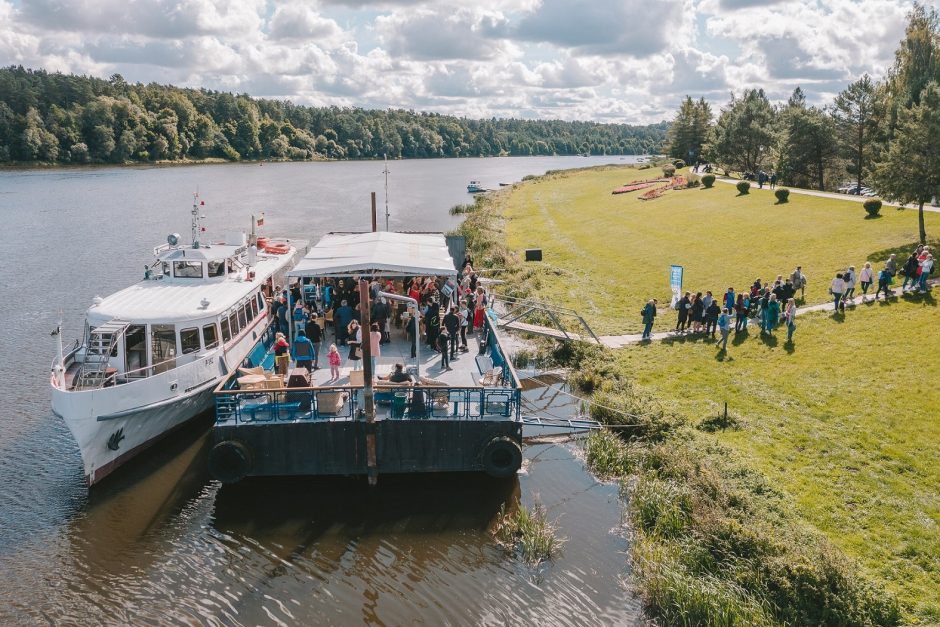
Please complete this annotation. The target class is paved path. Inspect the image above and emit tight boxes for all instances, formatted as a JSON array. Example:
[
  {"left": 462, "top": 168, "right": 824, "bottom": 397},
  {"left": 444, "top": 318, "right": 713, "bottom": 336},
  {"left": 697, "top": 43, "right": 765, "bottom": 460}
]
[
  {"left": 596, "top": 279, "right": 937, "bottom": 349},
  {"left": 714, "top": 177, "right": 940, "bottom": 214}
]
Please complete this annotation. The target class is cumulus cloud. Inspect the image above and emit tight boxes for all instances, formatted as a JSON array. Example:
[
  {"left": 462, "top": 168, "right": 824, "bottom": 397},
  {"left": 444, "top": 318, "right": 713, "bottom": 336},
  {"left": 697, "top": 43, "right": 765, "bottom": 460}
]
[{"left": 376, "top": 7, "right": 511, "bottom": 60}]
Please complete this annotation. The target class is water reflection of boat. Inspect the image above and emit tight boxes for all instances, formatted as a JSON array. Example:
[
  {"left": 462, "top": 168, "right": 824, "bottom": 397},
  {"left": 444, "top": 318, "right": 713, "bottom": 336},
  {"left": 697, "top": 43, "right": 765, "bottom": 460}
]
[
  {"left": 50, "top": 195, "right": 303, "bottom": 486},
  {"left": 467, "top": 180, "right": 486, "bottom": 193}
]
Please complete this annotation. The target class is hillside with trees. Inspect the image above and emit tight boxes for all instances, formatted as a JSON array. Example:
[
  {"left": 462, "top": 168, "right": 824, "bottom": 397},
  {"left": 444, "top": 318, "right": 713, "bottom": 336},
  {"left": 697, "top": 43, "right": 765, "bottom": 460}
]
[{"left": 0, "top": 66, "right": 667, "bottom": 165}]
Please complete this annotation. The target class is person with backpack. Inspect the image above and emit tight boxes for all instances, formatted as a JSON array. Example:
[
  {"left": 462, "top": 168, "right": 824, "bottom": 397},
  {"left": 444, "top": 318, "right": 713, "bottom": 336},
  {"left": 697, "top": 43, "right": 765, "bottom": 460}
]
[
  {"left": 830, "top": 272, "right": 846, "bottom": 312},
  {"left": 765, "top": 294, "right": 781, "bottom": 334},
  {"left": 875, "top": 266, "right": 893, "bottom": 300},
  {"left": 291, "top": 329, "right": 316, "bottom": 373},
  {"left": 843, "top": 266, "right": 857, "bottom": 304},
  {"left": 641, "top": 299, "right": 657, "bottom": 340},
  {"left": 790, "top": 267, "right": 807, "bottom": 300},
  {"left": 918, "top": 254, "right": 934, "bottom": 293}
]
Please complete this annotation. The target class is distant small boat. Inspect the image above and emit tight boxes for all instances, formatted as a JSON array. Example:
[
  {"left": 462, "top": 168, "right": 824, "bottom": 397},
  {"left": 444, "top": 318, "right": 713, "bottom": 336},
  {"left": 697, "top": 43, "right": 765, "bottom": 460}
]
[
  {"left": 498, "top": 182, "right": 510, "bottom": 187},
  {"left": 467, "top": 180, "right": 486, "bottom": 193}
]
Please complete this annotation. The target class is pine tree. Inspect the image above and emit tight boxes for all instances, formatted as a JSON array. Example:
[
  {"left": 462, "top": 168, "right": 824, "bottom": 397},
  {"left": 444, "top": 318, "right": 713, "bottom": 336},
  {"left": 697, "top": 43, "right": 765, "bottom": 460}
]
[{"left": 833, "top": 75, "right": 878, "bottom": 192}]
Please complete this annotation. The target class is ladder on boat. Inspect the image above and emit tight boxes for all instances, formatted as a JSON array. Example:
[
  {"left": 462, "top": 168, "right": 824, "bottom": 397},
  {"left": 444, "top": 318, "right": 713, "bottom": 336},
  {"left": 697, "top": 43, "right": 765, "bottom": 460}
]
[
  {"left": 77, "top": 318, "right": 130, "bottom": 388},
  {"left": 521, "top": 415, "right": 601, "bottom": 436},
  {"left": 490, "top": 294, "right": 600, "bottom": 344}
]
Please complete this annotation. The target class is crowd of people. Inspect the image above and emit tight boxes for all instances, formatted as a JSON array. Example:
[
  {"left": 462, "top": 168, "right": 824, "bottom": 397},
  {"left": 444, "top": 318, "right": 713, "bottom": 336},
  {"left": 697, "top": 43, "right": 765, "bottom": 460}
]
[
  {"left": 640, "top": 245, "right": 933, "bottom": 350},
  {"left": 265, "top": 253, "right": 490, "bottom": 378}
]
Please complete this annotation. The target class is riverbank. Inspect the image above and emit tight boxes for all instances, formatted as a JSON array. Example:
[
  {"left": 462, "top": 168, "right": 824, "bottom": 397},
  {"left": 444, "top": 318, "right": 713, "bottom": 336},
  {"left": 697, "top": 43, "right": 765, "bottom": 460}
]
[{"left": 460, "top": 164, "right": 937, "bottom": 624}]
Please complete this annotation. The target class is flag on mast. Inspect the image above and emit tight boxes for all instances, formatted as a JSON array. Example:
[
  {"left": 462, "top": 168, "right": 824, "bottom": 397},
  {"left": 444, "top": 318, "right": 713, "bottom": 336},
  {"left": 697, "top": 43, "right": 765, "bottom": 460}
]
[{"left": 256, "top": 213, "right": 265, "bottom": 227}]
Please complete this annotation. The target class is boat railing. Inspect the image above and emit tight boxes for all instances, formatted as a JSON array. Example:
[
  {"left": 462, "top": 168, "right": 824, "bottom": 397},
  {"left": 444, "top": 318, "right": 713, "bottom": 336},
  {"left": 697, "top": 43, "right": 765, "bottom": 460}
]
[
  {"left": 214, "top": 382, "right": 521, "bottom": 425},
  {"left": 75, "top": 355, "right": 182, "bottom": 390}
]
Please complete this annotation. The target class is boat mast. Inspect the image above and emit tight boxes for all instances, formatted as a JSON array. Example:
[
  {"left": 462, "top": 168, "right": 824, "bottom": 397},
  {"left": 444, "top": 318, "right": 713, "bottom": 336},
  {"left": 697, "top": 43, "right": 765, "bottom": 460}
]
[
  {"left": 191, "top": 191, "right": 204, "bottom": 248},
  {"left": 383, "top": 154, "right": 390, "bottom": 231}
]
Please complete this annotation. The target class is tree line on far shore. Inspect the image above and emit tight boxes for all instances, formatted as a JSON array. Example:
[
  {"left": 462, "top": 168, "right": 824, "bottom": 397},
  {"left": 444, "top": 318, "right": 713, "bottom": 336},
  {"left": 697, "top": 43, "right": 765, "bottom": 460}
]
[
  {"left": 667, "top": 3, "right": 940, "bottom": 244},
  {"left": 0, "top": 66, "right": 666, "bottom": 166}
]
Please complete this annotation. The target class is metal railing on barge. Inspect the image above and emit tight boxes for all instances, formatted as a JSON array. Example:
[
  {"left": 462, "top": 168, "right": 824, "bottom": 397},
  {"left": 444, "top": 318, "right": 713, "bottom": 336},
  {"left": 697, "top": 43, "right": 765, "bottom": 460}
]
[{"left": 212, "top": 313, "right": 522, "bottom": 426}]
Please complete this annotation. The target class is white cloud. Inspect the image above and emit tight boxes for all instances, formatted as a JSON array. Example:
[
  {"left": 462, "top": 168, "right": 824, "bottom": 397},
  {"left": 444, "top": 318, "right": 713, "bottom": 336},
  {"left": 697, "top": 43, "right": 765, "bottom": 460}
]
[{"left": 0, "top": 0, "right": 918, "bottom": 124}]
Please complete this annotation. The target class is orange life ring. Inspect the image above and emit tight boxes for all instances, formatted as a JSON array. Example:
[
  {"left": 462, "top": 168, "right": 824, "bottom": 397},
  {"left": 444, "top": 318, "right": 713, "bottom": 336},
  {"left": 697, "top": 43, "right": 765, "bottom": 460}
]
[{"left": 264, "top": 242, "right": 290, "bottom": 254}]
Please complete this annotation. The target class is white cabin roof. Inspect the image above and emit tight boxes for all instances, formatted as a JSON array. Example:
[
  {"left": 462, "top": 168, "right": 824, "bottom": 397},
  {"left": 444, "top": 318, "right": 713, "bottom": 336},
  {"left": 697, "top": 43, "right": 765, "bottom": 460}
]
[
  {"left": 288, "top": 231, "right": 457, "bottom": 278},
  {"left": 86, "top": 250, "right": 293, "bottom": 326},
  {"left": 157, "top": 244, "right": 243, "bottom": 262}
]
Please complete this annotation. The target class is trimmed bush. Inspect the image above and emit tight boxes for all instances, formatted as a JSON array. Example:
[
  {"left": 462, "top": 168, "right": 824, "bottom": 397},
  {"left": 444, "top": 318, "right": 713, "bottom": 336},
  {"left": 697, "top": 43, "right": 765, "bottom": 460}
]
[
  {"left": 864, "top": 198, "right": 883, "bottom": 217},
  {"left": 701, "top": 174, "right": 716, "bottom": 188},
  {"left": 662, "top": 164, "right": 676, "bottom": 177},
  {"left": 673, "top": 159, "right": 686, "bottom": 169},
  {"left": 775, "top": 188, "right": 790, "bottom": 203},
  {"left": 736, "top": 181, "right": 751, "bottom": 195}
]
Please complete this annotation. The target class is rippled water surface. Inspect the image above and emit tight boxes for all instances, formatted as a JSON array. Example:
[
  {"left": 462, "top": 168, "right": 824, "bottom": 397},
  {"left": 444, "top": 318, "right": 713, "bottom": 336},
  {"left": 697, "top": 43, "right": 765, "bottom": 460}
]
[{"left": 0, "top": 156, "right": 642, "bottom": 625}]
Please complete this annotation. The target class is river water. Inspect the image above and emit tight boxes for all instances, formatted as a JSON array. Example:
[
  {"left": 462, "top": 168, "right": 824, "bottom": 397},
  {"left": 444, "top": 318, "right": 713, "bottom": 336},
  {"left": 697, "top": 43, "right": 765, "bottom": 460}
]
[{"left": 0, "top": 156, "right": 643, "bottom": 625}]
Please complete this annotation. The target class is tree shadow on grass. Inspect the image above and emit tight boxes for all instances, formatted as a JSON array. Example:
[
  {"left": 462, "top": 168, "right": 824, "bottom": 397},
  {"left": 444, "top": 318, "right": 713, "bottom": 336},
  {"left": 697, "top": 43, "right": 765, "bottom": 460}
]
[{"left": 867, "top": 239, "right": 940, "bottom": 265}]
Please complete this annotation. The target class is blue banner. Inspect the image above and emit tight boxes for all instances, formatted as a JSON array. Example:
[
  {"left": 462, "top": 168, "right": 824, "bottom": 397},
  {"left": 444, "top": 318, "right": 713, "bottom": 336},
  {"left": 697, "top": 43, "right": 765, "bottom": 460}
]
[{"left": 669, "top": 265, "right": 683, "bottom": 306}]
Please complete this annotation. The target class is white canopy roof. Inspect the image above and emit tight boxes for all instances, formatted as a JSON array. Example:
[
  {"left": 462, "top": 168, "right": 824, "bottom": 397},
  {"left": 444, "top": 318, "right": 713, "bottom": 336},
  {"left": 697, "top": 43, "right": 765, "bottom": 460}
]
[{"left": 288, "top": 231, "right": 457, "bottom": 278}]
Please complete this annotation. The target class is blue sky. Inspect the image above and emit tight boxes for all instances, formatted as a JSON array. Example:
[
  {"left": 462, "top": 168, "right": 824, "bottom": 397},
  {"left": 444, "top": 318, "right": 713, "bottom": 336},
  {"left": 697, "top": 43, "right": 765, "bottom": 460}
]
[{"left": 0, "top": 0, "right": 919, "bottom": 124}]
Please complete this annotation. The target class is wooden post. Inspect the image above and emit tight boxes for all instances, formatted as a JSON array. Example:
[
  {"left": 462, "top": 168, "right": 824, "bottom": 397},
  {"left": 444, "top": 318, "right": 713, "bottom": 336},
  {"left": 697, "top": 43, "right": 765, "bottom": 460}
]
[
  {"left": 359, "top": 279, "right": 378, "bottom": 485},
  {"left": 371, "top": 192, "right": 377, "bottom": 233}
]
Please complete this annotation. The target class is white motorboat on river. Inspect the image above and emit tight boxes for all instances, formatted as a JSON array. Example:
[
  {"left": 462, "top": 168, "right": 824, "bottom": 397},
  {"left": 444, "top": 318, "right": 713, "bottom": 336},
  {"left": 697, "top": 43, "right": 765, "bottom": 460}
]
[{"left": 51, "top": 197, "right": 303, "bottom": 486}]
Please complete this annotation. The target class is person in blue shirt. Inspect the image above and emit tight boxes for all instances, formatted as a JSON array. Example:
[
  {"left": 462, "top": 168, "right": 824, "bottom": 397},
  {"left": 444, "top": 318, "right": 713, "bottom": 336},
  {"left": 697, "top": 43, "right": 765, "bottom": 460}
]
[
  {"left": 717, "top": 308, "right": 731, "bottom": 351},
  {"left": 334, "top": 300, "right": 354, "bottom": 345},
  {"left": 291, "top": 329, "right": 316, "bottom": 372}
]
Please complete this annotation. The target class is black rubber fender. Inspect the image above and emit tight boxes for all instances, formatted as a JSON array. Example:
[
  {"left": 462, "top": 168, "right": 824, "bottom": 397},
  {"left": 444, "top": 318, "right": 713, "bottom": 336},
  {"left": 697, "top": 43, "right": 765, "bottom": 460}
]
[
  {"left": 208, "top": 440, "right": 253, "bottom": 483},
  {"left": 480, "top": 436, "right": 522, "bottom": 478}
]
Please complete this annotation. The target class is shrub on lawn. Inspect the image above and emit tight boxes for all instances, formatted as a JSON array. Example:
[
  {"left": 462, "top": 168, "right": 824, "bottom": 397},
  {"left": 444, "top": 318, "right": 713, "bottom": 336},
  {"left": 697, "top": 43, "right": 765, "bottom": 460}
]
[
  {"left": 736, "top": 181, "right": 751, "bottom": 195},
  {"left": 673, "top": 159, "right": 686, "bottom": 169},
  {"left": 638, "top": 163, "right": 652, "bottom": 170},
  {"left": 701, "top": 174, "right": 716, "bottom": 188},
  {"left": 775, "top": 188, "right": 790, "bottom": 203},
  {"left": 864, "top": 198, "right": 882, "bottom": 217},
  {"left": 663, "top": 164, "right": 676, "bottom": 177}
]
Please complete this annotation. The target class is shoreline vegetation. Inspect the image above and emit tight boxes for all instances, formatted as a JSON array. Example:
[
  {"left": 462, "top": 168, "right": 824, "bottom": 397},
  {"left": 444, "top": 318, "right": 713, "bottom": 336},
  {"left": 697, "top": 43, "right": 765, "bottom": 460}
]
[
  {"left": 0, "top": 66, "right": 665, "bottom": 167},
  {"left": 454, "top": 163, "right": 938, "bottom": 624}
]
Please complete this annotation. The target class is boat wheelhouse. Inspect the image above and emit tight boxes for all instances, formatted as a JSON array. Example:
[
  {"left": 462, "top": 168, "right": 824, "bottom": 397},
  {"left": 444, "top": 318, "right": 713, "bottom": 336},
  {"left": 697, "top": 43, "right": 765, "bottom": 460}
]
[
  {"left": 51, "top": 201, "right": 304, "bottom": 486},
  {"left": 467, "top": 180, "right": 486, "bottom": 193}
]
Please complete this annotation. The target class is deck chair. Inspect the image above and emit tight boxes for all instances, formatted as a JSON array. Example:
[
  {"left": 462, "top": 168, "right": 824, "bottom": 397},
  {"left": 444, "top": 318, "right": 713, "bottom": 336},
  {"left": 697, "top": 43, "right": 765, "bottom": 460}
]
[
  {"left": 238, "top": 366, "right": 265, "bottom": 377},
  {"left": 479, "top": 367, "right": 503, "bottom": 387}
]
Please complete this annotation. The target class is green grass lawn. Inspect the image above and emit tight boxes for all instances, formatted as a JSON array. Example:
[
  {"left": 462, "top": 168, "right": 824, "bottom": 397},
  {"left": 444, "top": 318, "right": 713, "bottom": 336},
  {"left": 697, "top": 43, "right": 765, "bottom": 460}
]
[
  {"left": 499, "top": 165, "right": 940, "bottom": 622},
  {"left": 503, "top": 165, "right": 934, "bottom": 335},
  {"left": 615, "top": 302, "right": 940, "bottom": 622}
]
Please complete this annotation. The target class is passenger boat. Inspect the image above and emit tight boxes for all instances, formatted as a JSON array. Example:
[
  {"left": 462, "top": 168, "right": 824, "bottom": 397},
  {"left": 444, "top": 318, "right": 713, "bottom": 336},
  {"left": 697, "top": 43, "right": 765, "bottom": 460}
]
[
  {"left": 50, "top": 196, "right": 303, "bottom": 486},
  {"left": 467, "top": 180, "right": 486, "bottom": 193}
]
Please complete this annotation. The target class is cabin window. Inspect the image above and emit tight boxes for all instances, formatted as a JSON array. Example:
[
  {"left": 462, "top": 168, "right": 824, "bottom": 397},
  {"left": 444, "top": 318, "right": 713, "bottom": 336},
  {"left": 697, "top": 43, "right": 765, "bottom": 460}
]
[
  {"left": 174, "top": 261, "right": 204, "bottom": 278},
  {"left": 250, "top": 296, "right": 259, "bottom": 318},
  {"left": 150, "top": 324, "right": 177, "bottom": 374},
  {"left": 180, "top": 327, "right": 201, "bottom": 354},
  {"left": 229, "top": 311, "right": 240, "bottom": 337},
  {"left": 162, "top": 262, "right": 171, "bottom": 277},
  {"left": 237, "top": 305, "right": 247, "bottom": 329},
  {"left": 203, "top": 323, "right": 219, "bottom": 349},
  {"left": 207, "top": 260, "right": 226, "bottom": 277},
  {"left": 244, "top": 302, "right": 255, "bottom": 324},
  {"left": 124, "top": 325, "right": 147, "bottom": 377},
  {"left": 257, "top": 292, "right": 265, "bottom": 312},
  {"left": 220, "top": 318, "right": 231, "bottom": 343}
]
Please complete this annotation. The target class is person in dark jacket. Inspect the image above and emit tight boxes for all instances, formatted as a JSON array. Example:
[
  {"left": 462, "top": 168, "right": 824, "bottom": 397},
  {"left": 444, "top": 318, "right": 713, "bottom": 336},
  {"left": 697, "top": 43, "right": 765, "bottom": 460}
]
[
  {"left": 675, "top": 292, "right": 691, "bottom": 332},
  {"left": 334, "top": 300, "right": 354, "bottom": 345},
  {"left": 291, "top": 329, "right": 316, "bottom": 372},
  {"left": 304, "top": 314, "right": 322, "bottom": 369},
  {"left": 641, "top": 299, "right": 657, "bottom": 340},
  {"left": 705, "top": 299, "right": 721, "bottom": 338},
  {"left": 437, "top": 329, "right": 451, "bottom": 371},
  {"left": 443, "top": 306, "right": 461, "bottom": 358},
  {"left": 425, "top": 301, "right": 441, "bottom": 351}
]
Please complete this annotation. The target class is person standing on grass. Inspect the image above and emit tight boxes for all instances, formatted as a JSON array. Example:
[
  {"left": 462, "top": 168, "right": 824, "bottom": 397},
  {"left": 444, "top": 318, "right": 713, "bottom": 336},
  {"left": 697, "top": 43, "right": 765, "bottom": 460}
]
[
  {"left": 875, "top": 266, "right": 892, "bottom": 300},
  {"left": 691, "top": 292, "right": 705, "bottom": 333},
  {"left": 765, "top": 294, "right": 781, "bottom": 334},
  {"left": 705, "top": 298, "right": 721, "bottom": 338},
  {"left": 641, "top": 299, "right": 657, "bottom": 340},
  {"left": 790, "top": 266, "right": 807, "bottom": 301},
  {"left": 717, "top": 308, "right": 731, "bottom": 351},
  {"left": 724, "top": 287, "right": 736, "bottom": 312},
  {"left": 844, "top": 266, "right": 857, "bottom": 304},
  {"left": 784, "top": 298, "right": 797, "bottom": 343},
  {"left": 759, "top": 289, "right": 771, "bottom": 332},
  {"left": 770, "top": 171, "right": 777, "bottom": 189},
  {"left": 676, "top": 292, "right": 691, "bottom": 332},
  {"left": 702, "top": 290, "right": 714, "bottom": 313},
  {"left": 830, "top": 272, "right": 846, "bottom": 312},
  {"left": 885, "top": 254, "right": 898, "bottom": 279},
  {"left": 734, "top": 293, "right": 748, "bottom": 331},
  {"left": 918, "top": 254, "right": 934, "bottom": 292},
  {"left": 858, "top": 262, "right": 874, "bottom": 299}
]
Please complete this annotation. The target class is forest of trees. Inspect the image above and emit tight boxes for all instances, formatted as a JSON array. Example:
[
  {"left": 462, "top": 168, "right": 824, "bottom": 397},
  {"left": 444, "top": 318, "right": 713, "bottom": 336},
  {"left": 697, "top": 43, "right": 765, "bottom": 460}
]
[
  {"left": 667, "top": 3, "right": 940, "bottom": 243},
  {"left": 0, "top": 66, "right": 667, "bottom": 165}
]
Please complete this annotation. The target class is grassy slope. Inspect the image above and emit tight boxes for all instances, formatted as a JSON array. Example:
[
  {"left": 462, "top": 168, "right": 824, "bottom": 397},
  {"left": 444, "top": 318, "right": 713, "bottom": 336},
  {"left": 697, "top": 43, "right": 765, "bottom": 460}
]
[
  {"left": 501, "top": 166, "right": 940, "bottom": 622},
  {"left": 504, "top": 166, "right": 933, "bottom": 335}
]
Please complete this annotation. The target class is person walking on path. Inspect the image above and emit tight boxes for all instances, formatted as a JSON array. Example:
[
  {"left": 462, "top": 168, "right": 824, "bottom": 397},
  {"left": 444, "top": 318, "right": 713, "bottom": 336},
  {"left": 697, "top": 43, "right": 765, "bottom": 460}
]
[
  {"left": 675, "top": 292, "right": 691, "bottom": 332},
  {"left": 859, "top": 262, "right": 874, "bottom": 299},
  {"left": 918, "top": 254, "right": 934, "bottom": 292},
  {"left": 770, "top": 171, "right": 777, "bottom": 189},
  {"left": 830, "top": 273, "right": 846, "bottom": 312},
  {"left": 875, "top": 266, "right": 893, "bottom": 300},
  {"left": 885, "top": 254, "right": 898, "bottom": 279},
  {"left": 691, "top": 293, "right": 705, "bottom": 334},
  {"left": 901, "top": 249, "right": 921, "bottom": 292},
  {"left": 717, "top": 308, "right": 731, "bottom": 351},
  {"left": 641, "top": 299, "right": 658, "bottom": 340},
  {"left": 784, "top": 298, "right": 797, "bottom": 343},
  {"left": 844, "top": 266, "right": 857, "bottom": 304}
]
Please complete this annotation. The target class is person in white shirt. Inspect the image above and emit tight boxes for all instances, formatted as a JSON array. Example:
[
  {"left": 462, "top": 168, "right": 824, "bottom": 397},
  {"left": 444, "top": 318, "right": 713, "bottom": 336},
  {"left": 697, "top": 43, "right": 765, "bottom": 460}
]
[
  {"left": 843, "top": 266, "right": 857, "bottom": 303},
  {"left": 858, "top": 262, "right": 874, "bottom": 299},
  {"left": 830, "top": 273, "right": 846, "bottom": 312}
]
